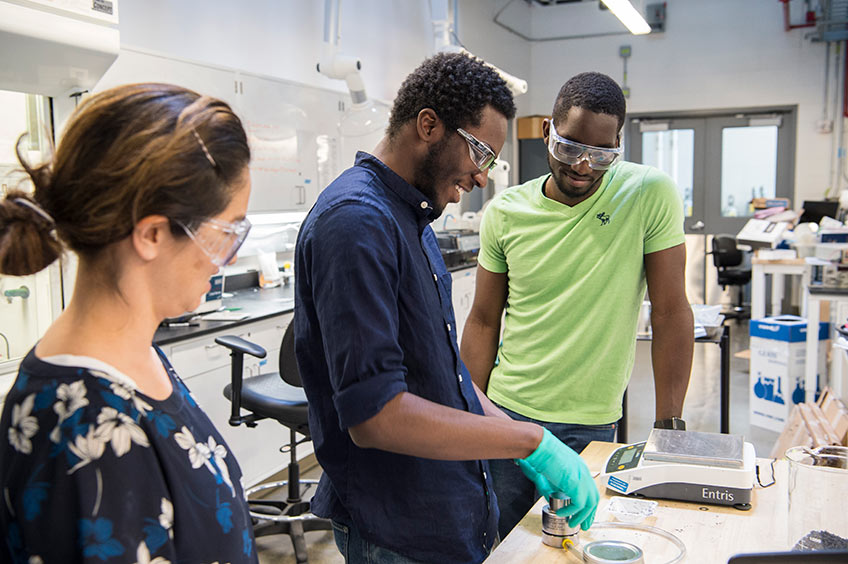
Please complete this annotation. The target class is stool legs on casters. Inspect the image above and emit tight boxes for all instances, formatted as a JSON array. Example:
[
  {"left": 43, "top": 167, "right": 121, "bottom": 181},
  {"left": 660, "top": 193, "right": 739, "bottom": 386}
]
[
  {"left": 247, "top": 430, "right": 328, "bottom": 564},
  {"left": 216, "top": 332, "right": 332, "bottom": 563}
]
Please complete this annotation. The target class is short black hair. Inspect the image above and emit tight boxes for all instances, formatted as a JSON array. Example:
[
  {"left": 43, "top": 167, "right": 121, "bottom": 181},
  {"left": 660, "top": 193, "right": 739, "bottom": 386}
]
[
  {"left": 387, "top": 52, "right": 516, "bottom": 138},
  {"left": 552, "top": 72, "right": 626, "bottom": 131}
]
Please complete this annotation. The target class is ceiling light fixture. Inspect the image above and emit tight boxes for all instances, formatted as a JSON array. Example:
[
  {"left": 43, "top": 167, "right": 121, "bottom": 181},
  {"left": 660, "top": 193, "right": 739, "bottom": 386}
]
[{"left": 600, "top": 0, "right": 652, "bottom": 35}]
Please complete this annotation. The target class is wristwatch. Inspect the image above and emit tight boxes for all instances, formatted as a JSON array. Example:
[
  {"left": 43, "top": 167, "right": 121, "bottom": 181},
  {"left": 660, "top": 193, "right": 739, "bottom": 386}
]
[{"left": 653, "top": 417, "right": 686, "bottom": 430}]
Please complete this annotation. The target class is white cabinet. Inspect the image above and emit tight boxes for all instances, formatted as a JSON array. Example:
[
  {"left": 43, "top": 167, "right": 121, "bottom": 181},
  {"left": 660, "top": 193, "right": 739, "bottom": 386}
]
[
  {"left": 165, "top": 314, "right": 308, "bottom": 487},
  {"left": 451, "top": 267, "right": 477, "bottom": 343},
  {"left": 97, "top": 49, "right": 240, "bottom": 110},
  {"left": 235, "top": 73, "right": 344, "bottom": 213},
  {"left": 98, "top": 50, "right": 351, "bottom": 214},
  {"left": 0, "top": 371, "right": 16, "bottom": 414}
]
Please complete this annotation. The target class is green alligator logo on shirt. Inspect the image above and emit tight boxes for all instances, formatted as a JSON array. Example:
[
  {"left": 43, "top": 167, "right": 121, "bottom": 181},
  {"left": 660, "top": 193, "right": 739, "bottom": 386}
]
[{"left": 596, "top": 212, "right": 610, "bottom": 225}]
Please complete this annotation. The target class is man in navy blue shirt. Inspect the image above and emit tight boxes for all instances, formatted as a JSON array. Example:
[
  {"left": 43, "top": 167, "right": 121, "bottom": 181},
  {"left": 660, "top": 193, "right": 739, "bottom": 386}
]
[{"left": 295, "top": 52, "right": 599, "bottom": 564}]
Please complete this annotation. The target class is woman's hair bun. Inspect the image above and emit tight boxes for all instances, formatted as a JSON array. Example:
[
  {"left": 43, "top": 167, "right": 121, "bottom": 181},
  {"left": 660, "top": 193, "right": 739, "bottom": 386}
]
[
  {"left": 0, "top": 83, "right": 250, "bottom": 278},
  {"left": 0, "top": 191, "right": 63, "bottom": 276}
]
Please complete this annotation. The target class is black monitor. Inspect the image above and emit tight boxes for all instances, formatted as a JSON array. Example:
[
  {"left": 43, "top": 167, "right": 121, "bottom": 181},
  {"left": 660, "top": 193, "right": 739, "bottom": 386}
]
[
  {"left": 728, "top": 550, "right": 848, "bottom": 563},
  {"left": 799, "top": 200, "right": 839, "bottom": 225}
]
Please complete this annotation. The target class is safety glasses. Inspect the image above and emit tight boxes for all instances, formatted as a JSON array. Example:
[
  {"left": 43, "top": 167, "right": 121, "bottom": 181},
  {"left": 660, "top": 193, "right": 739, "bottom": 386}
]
[
  {"left": 457, "top": 128, "right": 497, "bottom": 172},
  {"left": 547, "top": 122, "right": 622, "bottom": 170},
  {"left": 177, "top": 217, "right": 252, "bottom": 267}
]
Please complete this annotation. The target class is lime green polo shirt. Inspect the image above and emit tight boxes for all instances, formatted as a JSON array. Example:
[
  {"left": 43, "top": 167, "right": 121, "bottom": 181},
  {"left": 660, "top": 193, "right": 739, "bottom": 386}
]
[{"left": 477, "top": 161, "right": 684, "bottom": 424}]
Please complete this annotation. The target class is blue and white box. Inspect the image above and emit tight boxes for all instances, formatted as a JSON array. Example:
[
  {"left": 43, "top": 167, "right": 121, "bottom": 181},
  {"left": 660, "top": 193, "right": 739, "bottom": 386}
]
[{"left": 749, "top": 315, "right": 829, "bottom": 432}]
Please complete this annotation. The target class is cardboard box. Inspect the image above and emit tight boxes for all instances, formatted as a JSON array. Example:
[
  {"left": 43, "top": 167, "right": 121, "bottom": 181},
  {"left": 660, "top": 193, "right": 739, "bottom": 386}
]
[
  {"left": 517, "top": 115, "right": 548, "bottom": 139},
  {"left": 749, "top": 315, "right": 829, "bottom": 432},
  {"left": 751, "top": 197, "right": 791, "bottom": 210}
]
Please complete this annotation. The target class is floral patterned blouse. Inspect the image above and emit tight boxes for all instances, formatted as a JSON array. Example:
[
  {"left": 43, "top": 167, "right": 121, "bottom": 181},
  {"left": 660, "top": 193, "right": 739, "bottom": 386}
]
[{"left": 1, "top": 346, "right": 257, "bottom": 564}]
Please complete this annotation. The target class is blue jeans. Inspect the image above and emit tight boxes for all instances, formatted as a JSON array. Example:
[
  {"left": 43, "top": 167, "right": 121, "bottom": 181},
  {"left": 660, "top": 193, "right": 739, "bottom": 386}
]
[
  {"left": 332, "top": 521, "right": 427, "bottom": 564},
  {"left": 489, "top": 403, "right": 618, "bottom": 539}
]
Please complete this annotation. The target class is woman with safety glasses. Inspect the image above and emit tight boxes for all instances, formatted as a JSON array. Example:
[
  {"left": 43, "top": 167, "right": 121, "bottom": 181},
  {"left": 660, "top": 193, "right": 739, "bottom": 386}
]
[{"left": 0, "top": 84, "right": 257, "bottom": 563}]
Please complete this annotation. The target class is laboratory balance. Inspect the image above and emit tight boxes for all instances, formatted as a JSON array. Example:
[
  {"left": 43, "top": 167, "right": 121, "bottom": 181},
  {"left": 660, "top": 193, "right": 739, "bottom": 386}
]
[{"left": 601, "top": 429, "right": 756, "bottom": 510}]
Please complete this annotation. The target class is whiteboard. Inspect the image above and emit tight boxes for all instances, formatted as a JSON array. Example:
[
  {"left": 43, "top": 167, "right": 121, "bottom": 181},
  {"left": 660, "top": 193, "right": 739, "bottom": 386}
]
[{"left": 96, "top": 47, "right": 387, "bottom": 212}]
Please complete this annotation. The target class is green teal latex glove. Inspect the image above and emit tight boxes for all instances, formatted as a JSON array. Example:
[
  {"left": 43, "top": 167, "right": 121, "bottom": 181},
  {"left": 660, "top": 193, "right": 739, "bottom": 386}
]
[
  {"left": 518, "top": 428, "right": 599, "bottom": 530},
  {"left": 515, "top": 458, "right": 554, "bottom": 499},
  {"left": 516, "top": 452, "right": 596, "bottom": 527}
]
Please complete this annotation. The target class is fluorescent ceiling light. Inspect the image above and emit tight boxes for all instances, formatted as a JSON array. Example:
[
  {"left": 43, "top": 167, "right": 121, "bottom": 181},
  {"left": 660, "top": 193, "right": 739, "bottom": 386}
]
[{"left": 600, "top": 0, "right": 652, "bottom": 35}]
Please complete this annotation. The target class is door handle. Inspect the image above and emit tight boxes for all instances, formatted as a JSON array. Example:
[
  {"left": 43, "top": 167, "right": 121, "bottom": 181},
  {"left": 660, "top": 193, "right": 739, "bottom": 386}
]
[{"left": 691, "top": 220, "right": 705, "bottom": 231}]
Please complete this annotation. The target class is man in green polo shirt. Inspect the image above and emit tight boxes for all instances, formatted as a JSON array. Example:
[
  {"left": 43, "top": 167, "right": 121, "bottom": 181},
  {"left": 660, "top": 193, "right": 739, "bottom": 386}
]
[{"left": 461, "top": 72, "right": 694, "bottom": 537}]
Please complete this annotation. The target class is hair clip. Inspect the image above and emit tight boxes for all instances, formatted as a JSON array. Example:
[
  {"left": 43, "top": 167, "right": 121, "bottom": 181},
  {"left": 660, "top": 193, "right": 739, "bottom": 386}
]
[
  {"left": 192, "top": 129, "right": 217, "bottom": 168},
  {"left": 13, "top": 197, "right": 56, "bottom": 226}
]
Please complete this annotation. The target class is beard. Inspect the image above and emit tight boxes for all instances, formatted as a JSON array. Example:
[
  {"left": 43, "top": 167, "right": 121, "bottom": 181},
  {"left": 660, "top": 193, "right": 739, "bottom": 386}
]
[
  {"left": 550, "top": 172, "right": 601, "bottom": 200},
  {"left": 548, "top": 158, "right": 605, "bottom": 202},
  {"left": 412, "top": 137, "right": 450, "bottom": 217}
]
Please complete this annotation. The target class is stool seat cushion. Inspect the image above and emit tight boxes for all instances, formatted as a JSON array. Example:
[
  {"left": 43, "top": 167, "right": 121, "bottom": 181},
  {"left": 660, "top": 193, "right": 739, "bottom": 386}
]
[
  {"left": 718, "top": 268, "right": 751, "bottom": 286},
  {"left": 223, "top": 372, "right": 309, "bottom": 434}
]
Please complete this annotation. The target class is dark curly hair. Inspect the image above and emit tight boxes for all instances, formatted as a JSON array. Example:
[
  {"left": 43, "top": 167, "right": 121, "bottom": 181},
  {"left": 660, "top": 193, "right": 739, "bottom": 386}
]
[
  {"left": 386, "top": 52, "right": 516, "bottom": 138},
  {"left": 552, "top": 72, "right": 626, "bottom": 131}
]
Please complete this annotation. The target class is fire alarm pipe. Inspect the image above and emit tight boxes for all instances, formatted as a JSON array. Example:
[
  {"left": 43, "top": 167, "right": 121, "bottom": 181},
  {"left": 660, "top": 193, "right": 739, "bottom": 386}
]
[{"left": 780, "top": 0, "right": 816, "bottom": 32}]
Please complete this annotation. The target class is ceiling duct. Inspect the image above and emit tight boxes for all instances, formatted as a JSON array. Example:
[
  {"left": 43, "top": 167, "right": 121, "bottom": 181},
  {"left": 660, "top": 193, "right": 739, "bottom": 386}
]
[{"left": 431, "top": 0, "right": 528, "bottom": 95}]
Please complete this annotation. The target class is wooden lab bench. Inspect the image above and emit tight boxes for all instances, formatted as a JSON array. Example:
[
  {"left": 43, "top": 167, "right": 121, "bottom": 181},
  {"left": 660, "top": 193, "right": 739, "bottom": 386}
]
[{"left": 487, "top": 441, "right": 791, "bottom": 563}]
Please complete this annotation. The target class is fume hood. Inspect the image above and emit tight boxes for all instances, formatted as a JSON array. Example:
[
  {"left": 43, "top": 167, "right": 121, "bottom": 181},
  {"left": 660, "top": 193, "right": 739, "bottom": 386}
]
[{"left": 0, "top": 0, "right": 119, "bottom": 97}]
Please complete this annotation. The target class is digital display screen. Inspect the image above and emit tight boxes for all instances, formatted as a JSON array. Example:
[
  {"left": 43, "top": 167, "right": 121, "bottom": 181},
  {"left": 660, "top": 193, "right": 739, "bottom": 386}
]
[{"left": 619, "top": 448, "right": 636, "bottom": 465}]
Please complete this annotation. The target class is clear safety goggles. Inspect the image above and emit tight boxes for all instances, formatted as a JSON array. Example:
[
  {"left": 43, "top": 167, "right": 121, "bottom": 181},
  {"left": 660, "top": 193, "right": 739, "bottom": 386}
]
[
  {"left": 177, "top": 217, "right": 252, "bottom": 267},
  {"left": 547, "top": 123, "right": 622, "bottom": 170},
  {"left": 457, "top": 128, "right": 497, "bottom": 172}
]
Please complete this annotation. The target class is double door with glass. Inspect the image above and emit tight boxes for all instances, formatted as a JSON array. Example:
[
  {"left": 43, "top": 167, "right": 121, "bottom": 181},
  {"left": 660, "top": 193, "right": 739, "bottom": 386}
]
[
  {"left": 628, "top": 110, "right": 794, "bottom": 235},
  {"left": 626, "top": 109, "right": 795, "bottom": 303}
]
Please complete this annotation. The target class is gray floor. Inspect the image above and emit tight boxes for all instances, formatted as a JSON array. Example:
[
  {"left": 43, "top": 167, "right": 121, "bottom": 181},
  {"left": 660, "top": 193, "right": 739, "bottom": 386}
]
[
  {"left": 627, "top": 318, "right": 778, "bottom": 456},
  {"left": 257, "top": 319, "right": 775, "bottom": 563},
  {"left": 255, "top": 459, "right": 340, "bottom": 564}
]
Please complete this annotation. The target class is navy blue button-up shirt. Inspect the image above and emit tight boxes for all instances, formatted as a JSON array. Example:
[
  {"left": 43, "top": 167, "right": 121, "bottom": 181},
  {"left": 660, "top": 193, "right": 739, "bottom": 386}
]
[{"left": 294, "top": 152, "right": 498, "bottom": 563}]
